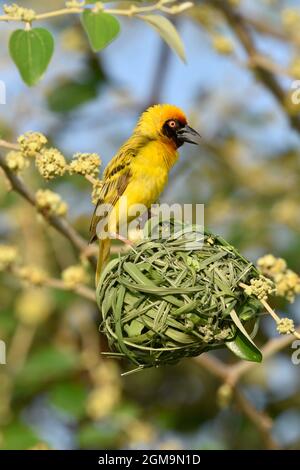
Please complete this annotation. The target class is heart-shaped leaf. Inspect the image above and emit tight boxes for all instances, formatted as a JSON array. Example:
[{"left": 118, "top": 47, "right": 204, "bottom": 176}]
[
  {"left": 138, "top": 14, "right": 186, "bottom": 62},
  {"left": 9, "top": 28, "right": 54, "bottom": 86},
  {"left": 81, "top": 10, "right": 120, "bottom": 52}
]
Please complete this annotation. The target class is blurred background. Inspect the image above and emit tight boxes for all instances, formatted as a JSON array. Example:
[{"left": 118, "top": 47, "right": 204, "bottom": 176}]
[{"left": 0, "top": 0, "right": 300, "bottom": 450}]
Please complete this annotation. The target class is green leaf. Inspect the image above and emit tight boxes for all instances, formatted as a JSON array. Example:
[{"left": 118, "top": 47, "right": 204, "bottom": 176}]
[
  {"left": 229, "top": 309, "right": 258, "bottom": 347},
  {"left": 47, "top": 80, "right": 98, "bottom": 113},
  {"left": 1, "top": 421, "right": 39, "bottom": 450},
  {"left": 15, "top": 346, "right": 79, "bottom": 393},
  {"left": 49, "top": 382, "right": 87, "bottom": 419},
  {"left": 226, "top": 329, "right": 262, "bottom": 362},
  {"left": 138, "top": 14, "right": 186, "bottom": 62},
  {"left": 79, "top": 423, "right": 120, "bottom": 449},
  {"left": 0, "top": 308, "right": 17, "bottom": 335},
  {"left": 47, "top": 55, "right": 106, "bottom": 113},
  {"left": 226, "top": 309, "right": 262, "bottom": 362},
  {"left": 81, "top": 10, "right": 120, "bottom": 52},
  {"left": 9, "top": 28, "right": 54, "bottom": 86}
]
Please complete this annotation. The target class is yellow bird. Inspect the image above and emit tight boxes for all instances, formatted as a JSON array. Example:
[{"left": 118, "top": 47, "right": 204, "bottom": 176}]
[{"left": 90, "top": 104, "right": 201, "bottom": 284}]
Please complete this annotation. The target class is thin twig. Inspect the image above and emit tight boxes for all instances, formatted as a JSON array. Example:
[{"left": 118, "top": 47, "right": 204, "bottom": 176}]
[
  {"left": 45, "top": 277, "right": 96, "bottom": 302},
  {"left": 239, "top": 282, "right": 300, "bottom": 341},
  {"left": 197, "top": 322, "right": 300, "bottom": 389},
  {"left": 227, "top": 325, "right": 300, "bottom": 386},
  {"left": 0, "top": 139, "right": 19, "bottom": 151},
  {"left": 248, "top": 54, "right": 291, "bottom": 78},
  {"left": 194, "top": 352, "right": 229, "bottom": 381},
  {"left": 260, "top": 299, "right": 300, "bottom": 341},
  {"left": 84, "top": 174, "right": 99, "bottom": 186},
  {"left": 0, "top": 1, "right": 193, "bottom": 23},
  {"left": 243, "top": 15, "right": 287, "bottom": 41}
]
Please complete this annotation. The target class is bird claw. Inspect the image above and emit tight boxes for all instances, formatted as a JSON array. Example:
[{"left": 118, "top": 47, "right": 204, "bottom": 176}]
[{"left": 108, "top": 232, "right": 134, "bottom": 246}]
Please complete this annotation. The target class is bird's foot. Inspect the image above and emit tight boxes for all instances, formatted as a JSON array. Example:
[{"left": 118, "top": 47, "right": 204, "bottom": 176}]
[{"left": 108, "top": 232, "right": 134, "bottom": 246}]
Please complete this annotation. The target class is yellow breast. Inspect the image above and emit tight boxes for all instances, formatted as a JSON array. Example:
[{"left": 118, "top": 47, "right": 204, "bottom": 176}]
[
  {"left": 128, "top": 140, "right": 178, "bottom": 206},
  {"left": 111, "top": 140, "right": 178, "bottom": 228}
]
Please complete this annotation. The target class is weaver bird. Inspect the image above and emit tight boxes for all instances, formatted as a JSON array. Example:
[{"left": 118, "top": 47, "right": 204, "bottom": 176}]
[{"left": 90, "top": 104, "right": 201, "bottom": 284}]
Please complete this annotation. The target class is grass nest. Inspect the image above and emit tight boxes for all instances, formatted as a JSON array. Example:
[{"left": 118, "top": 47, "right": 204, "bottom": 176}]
[{"left": 96, "top": 221, "right": 263, "bottom": 371}]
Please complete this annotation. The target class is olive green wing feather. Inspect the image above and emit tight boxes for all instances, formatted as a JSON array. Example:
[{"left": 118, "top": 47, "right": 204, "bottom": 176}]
[{"left": 89, "top": 148, "right": 134, "bottom": 243}]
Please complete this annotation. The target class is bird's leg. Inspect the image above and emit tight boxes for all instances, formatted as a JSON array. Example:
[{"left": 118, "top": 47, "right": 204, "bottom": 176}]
[
  {"left": 137, "top": 209, "right": 151, "bottom": 229},
  {"left": 107, "top": 232, "right": 134, "bottom": 246},
  {"left": 147, "top": 203, "right": 159, "bottom": 220},
  {"left": 147, "top": 207, "right": 153, "bottom": 220},
  {"left": 138, "top": 205, "right": 157, "bottom": 229}
]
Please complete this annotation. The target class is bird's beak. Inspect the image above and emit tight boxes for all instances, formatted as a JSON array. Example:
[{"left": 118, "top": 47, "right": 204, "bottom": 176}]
[{"left": 176, "top": 125, "right": 202, "bottom": 145}]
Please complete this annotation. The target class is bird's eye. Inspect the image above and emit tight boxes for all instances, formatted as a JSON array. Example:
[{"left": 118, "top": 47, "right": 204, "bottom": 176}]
[{"left": 168, "top": 120, "right": 177, "bottom": 128}]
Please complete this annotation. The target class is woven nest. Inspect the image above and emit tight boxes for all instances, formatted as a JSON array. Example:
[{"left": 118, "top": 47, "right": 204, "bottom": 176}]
[{"left": 97, "top": 222, "right": 263, "bottom": 370}]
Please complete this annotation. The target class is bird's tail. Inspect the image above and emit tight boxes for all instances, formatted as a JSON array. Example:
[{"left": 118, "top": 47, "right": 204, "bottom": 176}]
[{"left": 95, "top": 238, "right": 111, "bottom": 287}]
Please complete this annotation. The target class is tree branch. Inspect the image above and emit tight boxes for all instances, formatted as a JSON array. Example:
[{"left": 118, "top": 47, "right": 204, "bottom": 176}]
[
  {"left": 227, "top": 326, "right": 300, "bottom": 386},
  {"left": 233, "top": 387, "right": 279, "bottom": 449},
  {"left": 195, "top": 324, "right": 300, "bottom": 449},
  {"left": 194, "top": 354, "right": 280, "bottom": 449},
  {"left": 195, "top": 351, "right": 229, "bottom": 381},
  {"left": 242, "top": 14, "right": 287, "bottom": 41},
  {"left": 145, "top": 20, "right": 174, "bottom": 108},
  {"left": 45, "top": 278, "right": 96, "bottom": 302},
  {"left": 196, "top": 325, "right": 300, "bottom": 387},
  {"left": 0, "top": 1, "right": 193, "bottom": 23},
  {"left": 0, "top": 153, "right": 96, "bottom": 269},
  {"left": 210, "top": 0, "right": 300, "bottom": 133}
]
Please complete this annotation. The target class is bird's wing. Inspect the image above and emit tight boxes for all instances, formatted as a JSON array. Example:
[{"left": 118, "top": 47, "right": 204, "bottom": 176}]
[{"left": 89, "top": 147, "right": 134, "bottom": 243}]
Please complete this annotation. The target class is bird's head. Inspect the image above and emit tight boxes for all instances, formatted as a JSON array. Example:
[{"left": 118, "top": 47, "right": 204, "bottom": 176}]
[{"left": 135, "top": 104, "right": 201, "bottom": 148}]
